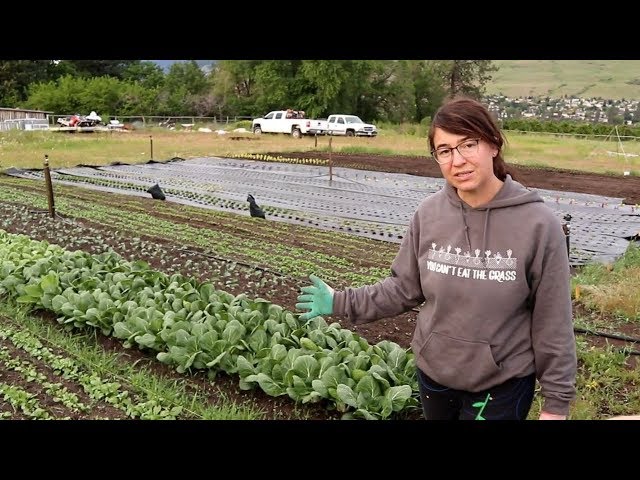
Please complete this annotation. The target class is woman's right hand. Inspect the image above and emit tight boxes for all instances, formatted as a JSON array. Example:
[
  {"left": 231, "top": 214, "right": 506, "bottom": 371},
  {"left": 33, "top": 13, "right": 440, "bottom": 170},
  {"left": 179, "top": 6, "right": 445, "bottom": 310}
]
[{"left": 295, "top": 274, "right": 334, "bottom": 322}]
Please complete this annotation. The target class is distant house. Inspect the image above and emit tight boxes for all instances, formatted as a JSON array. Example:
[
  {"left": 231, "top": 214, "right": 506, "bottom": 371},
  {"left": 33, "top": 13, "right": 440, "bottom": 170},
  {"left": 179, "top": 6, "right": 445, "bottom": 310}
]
[{"left": 0, "top": 107, "right": 53, "bottom": 131}]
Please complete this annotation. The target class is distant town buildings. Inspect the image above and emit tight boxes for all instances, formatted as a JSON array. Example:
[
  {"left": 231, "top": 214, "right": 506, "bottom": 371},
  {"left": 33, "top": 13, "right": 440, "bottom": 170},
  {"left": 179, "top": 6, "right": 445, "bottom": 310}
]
[{"left": 484, "top": 95, "right": 640, "bottom": 125}]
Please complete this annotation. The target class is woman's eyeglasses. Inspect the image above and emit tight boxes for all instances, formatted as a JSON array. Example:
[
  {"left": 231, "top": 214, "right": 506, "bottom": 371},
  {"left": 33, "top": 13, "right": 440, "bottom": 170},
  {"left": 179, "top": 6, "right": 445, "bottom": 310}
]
[{"left": 431, "top": 138, "right": 480, "bottom": 164}]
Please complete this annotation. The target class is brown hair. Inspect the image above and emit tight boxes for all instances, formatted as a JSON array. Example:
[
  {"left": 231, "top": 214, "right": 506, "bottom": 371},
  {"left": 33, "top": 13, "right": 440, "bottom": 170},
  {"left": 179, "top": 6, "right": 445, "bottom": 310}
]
[{"left": 428, "top": 96, "right": 515, "bottom": 182}]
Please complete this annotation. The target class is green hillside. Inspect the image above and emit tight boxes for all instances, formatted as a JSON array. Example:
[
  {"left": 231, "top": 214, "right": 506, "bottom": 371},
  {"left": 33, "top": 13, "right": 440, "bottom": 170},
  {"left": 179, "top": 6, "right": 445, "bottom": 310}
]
[{"left": 486, "top": 60, "right": 640, "bottom": 100}]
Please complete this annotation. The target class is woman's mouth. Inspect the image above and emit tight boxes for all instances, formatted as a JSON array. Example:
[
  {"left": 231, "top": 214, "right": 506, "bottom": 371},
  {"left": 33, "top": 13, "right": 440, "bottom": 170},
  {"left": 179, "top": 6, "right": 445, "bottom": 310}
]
[{"left": 454, "top": 170, "right": 474, "bottom": 181}]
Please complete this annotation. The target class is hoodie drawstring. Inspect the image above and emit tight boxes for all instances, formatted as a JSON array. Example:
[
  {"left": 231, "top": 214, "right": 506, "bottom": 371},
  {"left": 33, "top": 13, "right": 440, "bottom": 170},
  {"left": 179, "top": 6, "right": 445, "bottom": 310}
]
[
  {"left": 459, "top": 202, "right": 472, "bottom": 255},
  {"left": 481, "top": 208, "right": 491, "bottom": 269},
  {"left": 459, "top": 202, "right": 492, "bottom": 269}
]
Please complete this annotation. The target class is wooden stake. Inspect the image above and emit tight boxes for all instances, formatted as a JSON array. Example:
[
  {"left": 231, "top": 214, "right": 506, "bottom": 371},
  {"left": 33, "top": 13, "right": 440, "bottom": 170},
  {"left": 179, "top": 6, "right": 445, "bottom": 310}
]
[
  {"left": 328, "top": 136, "right": 333, "bottom": 183},
  {"left": 43, "top": 155, "right": 55, "bottom": 219}
]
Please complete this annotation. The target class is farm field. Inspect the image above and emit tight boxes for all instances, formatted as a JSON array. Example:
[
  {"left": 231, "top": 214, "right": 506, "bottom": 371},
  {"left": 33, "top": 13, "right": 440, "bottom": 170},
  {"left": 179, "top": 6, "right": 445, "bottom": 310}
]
[
  {"left": 6, "top": 155, "right": 639, "bottom": 267},
  {"left": 1, "top": 135, "right": 639, "bottom": 420},
  {"left": 486, "top": 60, "right": 640, "bottom": 100}
]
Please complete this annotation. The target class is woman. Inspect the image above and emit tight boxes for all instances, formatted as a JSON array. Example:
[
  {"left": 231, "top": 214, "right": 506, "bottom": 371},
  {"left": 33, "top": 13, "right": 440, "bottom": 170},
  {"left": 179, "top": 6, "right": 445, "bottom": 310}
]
[{"left": 296, "top": 96, "right": 577, "bottom": 420}]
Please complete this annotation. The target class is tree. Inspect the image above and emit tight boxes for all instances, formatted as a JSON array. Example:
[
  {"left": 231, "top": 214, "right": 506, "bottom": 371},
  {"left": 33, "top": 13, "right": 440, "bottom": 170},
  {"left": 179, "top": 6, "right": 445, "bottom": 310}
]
[
  {"left": 0, "top": 60, "right": 59, "bottom": 105},
  {"left": 24, "top": 75, "right": 160, "bottom": 116},
  {"left": 214, "top": 60, "right": 368, "bottom": 119},
  {"left": 322, "top": 60, "right": 377, "bottom": 118},
  {"left": 60, "top": 61, "right": 140, "bottom": 79},
  {"left": 163, "top": 61, "right": 208, "bottom": 94},
  {"left": 159, "top": 61, "right": 210, "bottom": 115},
  {"left": 122, "top": 61, "right": 165, "bottom": 89},
  {"left": 439, "top": 60, "right": 498, "bottom": 99},
  {"left": 295, "top": 60, "right": 345, "bottom": 117},
  {"left": 252, "top": 60, "right": 301, "bottom": 115},
  {"left": 212, "top": 60, "right": 266, "bottom": 116},
  {"left": 606, "top": 106, "right": 623, "bottom": 125},
  {"left": 406, "top": 60, "right": 447, "bottom": 122},
  {"left": 353, "top": 60, "right": 415, "bottom": 123}
]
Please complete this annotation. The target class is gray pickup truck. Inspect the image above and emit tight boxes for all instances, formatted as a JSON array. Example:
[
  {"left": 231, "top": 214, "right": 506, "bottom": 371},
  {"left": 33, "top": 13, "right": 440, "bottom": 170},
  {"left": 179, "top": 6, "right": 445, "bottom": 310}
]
[{"left": 326, "top": 114, "right": 377, "bottom": 137}]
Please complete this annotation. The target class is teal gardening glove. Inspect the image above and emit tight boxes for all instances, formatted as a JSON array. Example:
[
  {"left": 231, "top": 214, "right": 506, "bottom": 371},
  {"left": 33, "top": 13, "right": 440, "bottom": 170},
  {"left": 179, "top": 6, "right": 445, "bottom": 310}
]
[{"left": 296, "top": 274, "right": 334, "bottom": 322}]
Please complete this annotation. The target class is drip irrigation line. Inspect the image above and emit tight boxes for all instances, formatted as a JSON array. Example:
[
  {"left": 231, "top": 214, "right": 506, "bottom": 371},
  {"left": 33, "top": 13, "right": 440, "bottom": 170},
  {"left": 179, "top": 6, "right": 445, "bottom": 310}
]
[
  {"left": 176, "top": 247, "right": 294, "bottom": 279},
  {"left": 334, "top": 215, "right": 407, "bottom": 227},
  {"left": 573, "top": 326, "right": 640, "bottom": 345},
  {"left": 331, "top": 173, "right": 391, "bottom": 188},
  {"left": 315, "top": 182, "right": 417, "bottom": 201},
  {"left": 304, "top": 173, "right": 339, "bottom": 179},
  {"left": 55, "top": 212, "right": 77, "bottom": 225},
  {"left": 28, "top": 208, "right": 79, "bottom": 226},
  {"left": 408, "top": 310, "right": 640, "bottom": 355},
  {"left": 617, "top": 348, "right": 640, "bottom": 355},
  {"left": 331, "top": 173, "right": 444, "bottom": 194},
  {"left": 174, "top": 249, "right": 347, "bottom": 290}
]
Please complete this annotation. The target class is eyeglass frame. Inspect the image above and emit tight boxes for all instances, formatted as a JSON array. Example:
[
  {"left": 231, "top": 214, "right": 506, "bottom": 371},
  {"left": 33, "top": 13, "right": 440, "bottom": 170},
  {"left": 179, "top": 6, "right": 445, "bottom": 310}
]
[{"left": 430, "top": 137, "right": 482, "bottom": 165}]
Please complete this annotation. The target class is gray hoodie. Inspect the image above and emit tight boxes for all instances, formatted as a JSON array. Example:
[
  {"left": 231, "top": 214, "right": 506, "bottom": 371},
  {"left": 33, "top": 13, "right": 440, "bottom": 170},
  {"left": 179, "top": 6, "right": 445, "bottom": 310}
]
[{"left": 333, "top": 175, "right": 577, "bottom": 415}]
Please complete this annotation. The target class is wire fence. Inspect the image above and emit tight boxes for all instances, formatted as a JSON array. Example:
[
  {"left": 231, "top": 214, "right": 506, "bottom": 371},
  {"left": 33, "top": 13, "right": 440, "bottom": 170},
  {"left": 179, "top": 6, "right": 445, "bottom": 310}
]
[
  {"left": 504, "top": 129, "right": 640, "bottom": 141},
  {"left": 48, "top": 115, "right": 254, "bottom": 130},
  {"left": 6, "top": 114, "right": 640, "bottom": 141},
  {"left": 0, "top": 118, "right": 49, "bottom": 132}
]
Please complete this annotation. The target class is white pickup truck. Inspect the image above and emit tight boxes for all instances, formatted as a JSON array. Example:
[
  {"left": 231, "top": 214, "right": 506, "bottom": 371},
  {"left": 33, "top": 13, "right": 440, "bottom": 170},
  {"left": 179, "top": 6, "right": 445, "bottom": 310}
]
[
  {"left": 326, "top": 114, "right": 377, "bottom": 137},
  {"left": 251, "top": 110, "right": 328, "bottom": 138}
]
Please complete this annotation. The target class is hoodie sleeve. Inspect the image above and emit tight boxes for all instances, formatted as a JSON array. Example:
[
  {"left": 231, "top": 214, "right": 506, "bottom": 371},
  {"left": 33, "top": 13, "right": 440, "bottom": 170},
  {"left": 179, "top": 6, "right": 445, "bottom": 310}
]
[
  {"left": 333, "top": 216, "right": 425, "bottom": 325},
  {"left": 529, "top": 215, "right": 577, "bottom": 416}
]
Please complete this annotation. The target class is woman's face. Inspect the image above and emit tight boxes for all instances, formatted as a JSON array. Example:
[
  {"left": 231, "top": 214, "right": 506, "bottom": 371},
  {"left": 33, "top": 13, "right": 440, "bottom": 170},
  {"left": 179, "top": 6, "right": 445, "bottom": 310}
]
[{"left": 432, "top": 127, "right": 500, "bottom": 202}]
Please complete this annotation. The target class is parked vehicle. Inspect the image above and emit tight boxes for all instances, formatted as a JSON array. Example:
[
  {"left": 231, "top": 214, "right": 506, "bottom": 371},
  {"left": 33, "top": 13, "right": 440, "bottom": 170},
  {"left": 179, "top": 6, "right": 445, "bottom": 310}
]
[
  {"left": 252, "top": 110, "right": 328, "bottom": 138},
  {"left": 158, "top": 118, "right": 176, "bottom": 129},
  {"left": 326, "top": 114, "right": 377, "bottom": 137},
  {"left": 57, "top": 111, "right": 103, "bottom": 128}
]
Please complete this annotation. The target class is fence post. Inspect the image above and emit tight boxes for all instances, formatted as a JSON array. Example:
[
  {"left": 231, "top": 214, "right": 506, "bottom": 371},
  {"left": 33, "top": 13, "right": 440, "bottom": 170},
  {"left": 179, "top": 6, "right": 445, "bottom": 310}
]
[
  {"left": 328, "top": 136, "right": 333, "bottom": 183},
  {"left": 43, "top": 155, "right": 55, "bottom": 219},
  {"left": 150, "top": 135, "right": 154, "bottom": 160}
]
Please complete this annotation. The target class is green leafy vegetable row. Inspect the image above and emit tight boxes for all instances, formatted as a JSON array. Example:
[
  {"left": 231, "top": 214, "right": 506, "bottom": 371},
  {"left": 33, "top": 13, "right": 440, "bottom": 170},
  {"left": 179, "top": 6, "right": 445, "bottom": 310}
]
[{"left": 0, "top": 230, "right": 419, "bottom": 419}]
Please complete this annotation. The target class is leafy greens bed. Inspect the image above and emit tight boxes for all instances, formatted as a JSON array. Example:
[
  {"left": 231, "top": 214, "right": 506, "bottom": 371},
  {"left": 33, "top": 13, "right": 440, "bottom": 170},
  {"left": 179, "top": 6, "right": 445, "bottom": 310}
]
[{"left": 0, "top": 230, "right": 419, "bottom": 420}]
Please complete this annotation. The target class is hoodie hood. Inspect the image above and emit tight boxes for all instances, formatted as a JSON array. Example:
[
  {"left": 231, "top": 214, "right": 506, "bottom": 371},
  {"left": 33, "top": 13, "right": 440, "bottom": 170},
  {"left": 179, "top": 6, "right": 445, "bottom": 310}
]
[{"left": 445, "top": 175, "right": 543, "bottom": 268}]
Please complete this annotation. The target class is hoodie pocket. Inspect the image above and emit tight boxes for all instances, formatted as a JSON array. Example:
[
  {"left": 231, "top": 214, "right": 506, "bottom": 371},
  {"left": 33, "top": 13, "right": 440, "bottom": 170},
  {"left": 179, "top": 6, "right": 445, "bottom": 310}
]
[{"left": 420, "top": 331, "right": 502, "bottom": 391}]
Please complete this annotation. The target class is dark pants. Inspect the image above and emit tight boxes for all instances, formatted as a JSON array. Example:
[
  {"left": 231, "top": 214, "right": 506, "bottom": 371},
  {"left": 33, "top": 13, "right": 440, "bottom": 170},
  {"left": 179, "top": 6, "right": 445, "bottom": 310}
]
[{"left": 417, "top": 368, "right": 536, "bottom": 420}]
